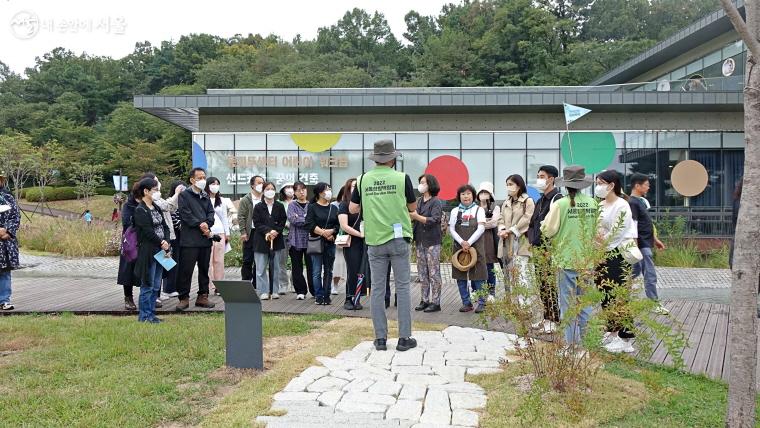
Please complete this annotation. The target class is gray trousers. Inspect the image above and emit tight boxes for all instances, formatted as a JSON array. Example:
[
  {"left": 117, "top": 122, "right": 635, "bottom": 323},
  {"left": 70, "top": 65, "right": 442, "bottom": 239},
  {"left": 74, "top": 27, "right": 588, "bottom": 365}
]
[
  {"left": 254, "top": 250, "right": 284, "bottom": 295},
  {"left": 368, "top": 238, "right": 412, "bottom": 340}
]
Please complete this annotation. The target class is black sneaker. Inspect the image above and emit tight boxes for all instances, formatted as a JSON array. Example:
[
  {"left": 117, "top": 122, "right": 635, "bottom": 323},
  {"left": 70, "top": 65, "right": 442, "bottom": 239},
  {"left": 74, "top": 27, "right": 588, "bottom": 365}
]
[
  {"left": 353, "top": 302, "right": 363, "bottom": 310},
  {"left": 423, "top": 303, "right": 441, "bottom": 313},
  {"left": 415, "top": 301, "right": 429, "bottom": 311},
  {"left": 324, "top": 297, "right": 332, "bottom": 305},
  {"left": 343, "top": 301, "right": 355, "bottom": 310},
  {"left": 396, "top": 337, "right": 417, "bottom": 352},
  {"left": 374, "top": 338, "right": 387, "bottom": 351}
]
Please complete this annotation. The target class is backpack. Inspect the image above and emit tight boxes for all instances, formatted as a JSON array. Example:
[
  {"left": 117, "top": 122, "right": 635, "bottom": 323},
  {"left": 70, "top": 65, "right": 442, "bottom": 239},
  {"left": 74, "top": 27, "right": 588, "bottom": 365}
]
[{"left": 121, "top": 219, "right": 138, "bottom": 262}]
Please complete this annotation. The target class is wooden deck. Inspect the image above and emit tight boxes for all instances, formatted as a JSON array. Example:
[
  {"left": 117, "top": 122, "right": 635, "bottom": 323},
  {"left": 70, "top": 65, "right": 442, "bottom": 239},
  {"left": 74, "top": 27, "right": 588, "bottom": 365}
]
[{"left": 3, "top": 272, "right": 753, "bottom": 385}]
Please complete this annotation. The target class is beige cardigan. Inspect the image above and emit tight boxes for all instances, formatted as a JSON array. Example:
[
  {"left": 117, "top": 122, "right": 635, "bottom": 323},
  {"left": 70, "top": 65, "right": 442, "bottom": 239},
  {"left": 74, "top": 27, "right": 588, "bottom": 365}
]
[{"left": 497, "top": 193, "right": 535, "bottom": 257}]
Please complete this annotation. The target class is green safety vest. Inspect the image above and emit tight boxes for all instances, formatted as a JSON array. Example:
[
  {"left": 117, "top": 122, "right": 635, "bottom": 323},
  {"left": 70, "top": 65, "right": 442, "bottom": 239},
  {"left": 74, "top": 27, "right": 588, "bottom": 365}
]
[
  {"left": 358, "top": 165, "right": 412, "bottom": 246},
  {"left": 550, "top": 193, "right": 598, "bottom": 270}
]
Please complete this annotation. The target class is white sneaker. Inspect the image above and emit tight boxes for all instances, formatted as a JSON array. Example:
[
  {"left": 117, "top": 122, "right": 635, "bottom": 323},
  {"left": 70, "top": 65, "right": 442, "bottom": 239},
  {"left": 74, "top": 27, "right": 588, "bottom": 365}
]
[
  {"left": 331, "top": 286, "right": 339, "bottom": 295},
  {"left": 272, "top": 293, "right": 280, "bottom": 299},
  {"left": 487, "top": 294, "right": 495, "bottom": 303},
  {"left": 159, "top": 292, "right": 172, "bottom": 301},
  {"left": 605, "top": 336, "right": 635, "bottom": 354},
  {"left": 543, "top": 321, "right": 557, "bottom": 334},
  {"left": 1, "top": 302, "right": 14, "bottom": 310},
  {"left": 296, "top": 294, "right": 305, "bottom": 300},
  {"left": 168, "top": 291, "right": 179, "bottom": 298},
  {"left": 261, "top": 293, "right": 270, "bottom": 300},
  {"left": 653, "top": 305, "right": 670, "bottom": 315},
  {"left": 601, "top": 332, "right": 616, "bottom": 346}
]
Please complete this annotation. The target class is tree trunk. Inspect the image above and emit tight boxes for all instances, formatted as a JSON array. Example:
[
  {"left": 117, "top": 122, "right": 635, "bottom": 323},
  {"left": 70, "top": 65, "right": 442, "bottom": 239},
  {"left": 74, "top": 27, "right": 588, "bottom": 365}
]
[{"left": 726, "top": 1, "right": 760, "bottom": 426}]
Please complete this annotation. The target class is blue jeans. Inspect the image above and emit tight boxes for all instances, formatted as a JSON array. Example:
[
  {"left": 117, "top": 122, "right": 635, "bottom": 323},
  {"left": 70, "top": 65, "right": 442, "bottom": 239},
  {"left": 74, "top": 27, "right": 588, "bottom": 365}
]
[
  {"left": 632, "top": 247, "right": 659, "bottom": 301},
  {"left": 310, "top": 241, "right": 336, "bottom": 300},
  {"left": 457, "top": 279, "right": 485, "bottom": 307},
  {"left": 558, "top": 269, "right": 593, "bottom": 345},
  {"left": 486, "top": 263, "right": 496, "bottom": 295},
  {"left": 0, "top": 270, "right": 11, "bottom": 304},
  {"left": 138, "top": 259, "right": 163, "bottom": 322}
]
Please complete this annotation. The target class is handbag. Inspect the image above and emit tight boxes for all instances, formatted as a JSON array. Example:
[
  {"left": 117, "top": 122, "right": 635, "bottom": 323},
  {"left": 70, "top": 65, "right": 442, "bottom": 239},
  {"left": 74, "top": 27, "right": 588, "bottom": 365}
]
[
  {"left": 306, "top": 204, "right": 333, "bottom": 255},
  {"left": 121, "top": 215, "right": 138, "bottom": 262},
  {"left": 336, "top": 213, "right": 360, "bottom": 248},
  {"left": 621, "top": 238, "right": 644, "bottom": 264}
]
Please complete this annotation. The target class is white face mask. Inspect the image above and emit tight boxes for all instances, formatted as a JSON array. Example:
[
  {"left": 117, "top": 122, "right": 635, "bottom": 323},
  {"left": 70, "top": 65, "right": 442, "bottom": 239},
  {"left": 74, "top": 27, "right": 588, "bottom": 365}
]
[
  {"left": 507, "top": 185, "right": 517, "bottom": 196},
  {"left": 151, "top": 191, "right": 161, "bottom": 201},
  {"left": 264, "top": 189, "right": 276, "bottom": 199},
  {"left": 194, "top": 179, "right": 206, "bottom": 190},
  {"left": 417, "top": 183, "right": 428, "bottom": 194},
  {"left": 209, "top": 184, "right": 220, "bottom": 194},
  {"left": 323, "top": 190, "right": 333, "bottom": 200},
  {"left": 535, "top": 178, "right": 548, "bottom": 190},
  {"left": 254, "top": 184, "right": 263, "bottom": 193},
  {"left": 595, "top": 184, "right": 611, "bottom": 199},
  {"left": 285, "top": 188, "right": 294, "bottom": 198}
]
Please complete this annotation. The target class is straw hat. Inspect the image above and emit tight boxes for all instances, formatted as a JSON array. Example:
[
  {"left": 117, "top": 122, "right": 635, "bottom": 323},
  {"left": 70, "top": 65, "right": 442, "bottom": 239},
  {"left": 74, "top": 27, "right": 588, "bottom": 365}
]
[{"left": 452, "top": 247, "right": 478, "bottom": 271}]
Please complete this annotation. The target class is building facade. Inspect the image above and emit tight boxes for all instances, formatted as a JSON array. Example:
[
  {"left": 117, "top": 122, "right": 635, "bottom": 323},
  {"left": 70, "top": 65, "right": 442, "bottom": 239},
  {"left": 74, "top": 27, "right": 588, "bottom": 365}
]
[{"left": 136, "top": 3, "right": 747, "bottom": 236}]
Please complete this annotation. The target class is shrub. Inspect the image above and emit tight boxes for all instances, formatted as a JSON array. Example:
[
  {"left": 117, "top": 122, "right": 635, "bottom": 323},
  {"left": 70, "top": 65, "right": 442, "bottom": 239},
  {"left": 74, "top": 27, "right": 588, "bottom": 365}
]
[
  {"left": 654, "top": 215, "right": 729, "bottom": 268},
  {"left": 24, "top": 186, "right": 78, "bottom": 202},
  {"left": 225, "top": 232, "right": 243, "bottom": 267},
  {"left": 17, "top": 216, "right": 121, "bottom": 257},
  {"left": 96, "top": 187, "right": 118, "bottom": 196}
]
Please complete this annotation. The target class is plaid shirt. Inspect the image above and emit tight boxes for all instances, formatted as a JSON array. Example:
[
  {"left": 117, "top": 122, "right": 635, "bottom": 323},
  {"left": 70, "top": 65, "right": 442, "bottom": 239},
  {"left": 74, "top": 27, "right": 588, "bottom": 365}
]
[{"left": 287, "top": 201, "right": 309, "bottom": 249}]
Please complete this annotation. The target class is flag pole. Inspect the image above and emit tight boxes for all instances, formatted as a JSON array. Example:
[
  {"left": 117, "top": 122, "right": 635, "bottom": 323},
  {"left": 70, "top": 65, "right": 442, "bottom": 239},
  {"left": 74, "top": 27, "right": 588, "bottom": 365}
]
[{"left": 565, "top": 121, "right": 575, "bottom": 164}]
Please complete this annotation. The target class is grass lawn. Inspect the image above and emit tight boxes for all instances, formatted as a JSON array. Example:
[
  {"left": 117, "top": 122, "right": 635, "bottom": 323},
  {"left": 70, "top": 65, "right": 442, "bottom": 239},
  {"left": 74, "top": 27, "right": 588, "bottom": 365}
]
[
  {"left": 2, "top": 313, "right": 754, "bottom": 427},
  {"left": 475, "top": 356, "right": 760, "bottom": 427},
  {"left": 21, "top": 195, "right": 117, "bottom": 220},
  {"left": 0, "top": 313, "right": 445, "bottom": 428}
]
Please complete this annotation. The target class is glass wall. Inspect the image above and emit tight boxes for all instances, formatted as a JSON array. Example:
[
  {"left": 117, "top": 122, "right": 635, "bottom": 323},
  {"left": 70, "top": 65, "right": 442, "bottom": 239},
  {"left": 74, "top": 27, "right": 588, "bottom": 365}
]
[{"left": 196, "top": 130, "right": 744, "bottom": 235}]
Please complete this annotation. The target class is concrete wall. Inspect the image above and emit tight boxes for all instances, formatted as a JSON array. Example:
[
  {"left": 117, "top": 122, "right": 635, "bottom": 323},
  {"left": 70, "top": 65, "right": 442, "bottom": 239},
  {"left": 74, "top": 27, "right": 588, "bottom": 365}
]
[{"left": 199, "top": 112, "right": 743, "bottom": 133}]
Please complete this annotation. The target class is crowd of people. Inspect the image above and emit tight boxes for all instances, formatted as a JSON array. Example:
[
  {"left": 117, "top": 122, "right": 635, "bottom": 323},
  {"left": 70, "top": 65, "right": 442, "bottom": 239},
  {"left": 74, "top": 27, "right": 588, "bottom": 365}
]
[{"left": 107, "top": 140, "right": 672, "bottom": 352}]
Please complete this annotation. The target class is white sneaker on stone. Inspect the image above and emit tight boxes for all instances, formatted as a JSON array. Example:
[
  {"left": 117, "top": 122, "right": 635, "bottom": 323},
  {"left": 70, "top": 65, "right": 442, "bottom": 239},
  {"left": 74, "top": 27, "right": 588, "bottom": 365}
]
[
  {"left": 272, "top": 293, "right": 279, "bottom": 299},
  {"left": 605, "top": 336, "right": 635, "bottom": 354},
  {"left": 159, "top": 292, "right": 172, "bottom": 301},
  {"left": 331, "top": 286, "right": 339, "bottom": 295},
  {"left": 260, "top": 293, "right": 270, "bottom": 300},
  {"left": 653, "top": 305, "right": 670, "bottom": 315},
  {"left": 1, "top": 302, "right": 14, "bottom": 310},
  {"left": 168, "top": 291, "right": 179, "bottom": 298},
  {"left": 296, "top": 294, "right": 305, "bottom": 300}
]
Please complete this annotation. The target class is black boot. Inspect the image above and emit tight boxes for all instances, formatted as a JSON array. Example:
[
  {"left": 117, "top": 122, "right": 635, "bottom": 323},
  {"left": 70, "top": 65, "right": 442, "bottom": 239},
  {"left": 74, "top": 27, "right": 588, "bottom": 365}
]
[{"left": 415, "top": 301, "right": 429, "bottom": 311}]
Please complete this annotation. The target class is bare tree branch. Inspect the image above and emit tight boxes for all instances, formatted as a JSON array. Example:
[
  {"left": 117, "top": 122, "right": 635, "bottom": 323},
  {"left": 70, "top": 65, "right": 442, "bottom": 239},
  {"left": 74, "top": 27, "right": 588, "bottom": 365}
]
[{"left": 721, "top": 0, "right": 760, "bottom": 59}]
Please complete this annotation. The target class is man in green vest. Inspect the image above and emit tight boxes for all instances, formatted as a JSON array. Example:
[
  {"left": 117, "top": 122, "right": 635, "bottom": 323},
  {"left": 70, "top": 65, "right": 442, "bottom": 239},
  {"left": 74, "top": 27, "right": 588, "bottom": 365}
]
[{"left": 350, "top": 140, "right": 418, "bottom": 352}]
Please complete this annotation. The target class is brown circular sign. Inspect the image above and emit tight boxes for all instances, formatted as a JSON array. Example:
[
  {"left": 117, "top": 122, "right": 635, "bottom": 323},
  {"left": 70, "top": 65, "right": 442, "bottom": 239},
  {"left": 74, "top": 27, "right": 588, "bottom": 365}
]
[{"left": 671, "top": 160, "right": 708, "bottom": 197}]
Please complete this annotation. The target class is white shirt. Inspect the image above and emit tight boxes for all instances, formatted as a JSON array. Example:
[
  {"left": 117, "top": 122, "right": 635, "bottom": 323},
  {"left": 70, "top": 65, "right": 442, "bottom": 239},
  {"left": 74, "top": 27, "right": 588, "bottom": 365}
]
[
  {"left": 250, "top": 193, "right": 262, "bottom": 228},
  {"left": 449, "top": 205, "right": 486, "bottom": 245},
  {"left": 598, "top": 197, "right": 637, "bottom": 251},
  {"left": 210, "top": 198, "right": 230, "bottom": 236}
]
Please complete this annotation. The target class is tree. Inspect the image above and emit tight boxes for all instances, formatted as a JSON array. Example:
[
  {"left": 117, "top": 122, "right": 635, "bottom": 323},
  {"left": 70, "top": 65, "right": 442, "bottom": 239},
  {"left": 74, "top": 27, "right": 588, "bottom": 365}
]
[
  {"left": 720, "top": 0, "right": 760, "bottom": 426},
  {"left": 71, "top": 163, "right": 104, "bottom": 210},
  {"left": 0, "top": 133, "right": 37, "bottom": 201},
  {"left": 34, "top": 141, "right": 65, "bottom": 199}
]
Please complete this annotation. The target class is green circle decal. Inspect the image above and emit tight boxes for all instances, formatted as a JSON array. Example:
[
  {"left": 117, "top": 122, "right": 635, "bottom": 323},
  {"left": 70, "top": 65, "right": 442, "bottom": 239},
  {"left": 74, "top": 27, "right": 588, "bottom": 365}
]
[{"left": 560, "top": 132, "right": 616, "bottom": 174}]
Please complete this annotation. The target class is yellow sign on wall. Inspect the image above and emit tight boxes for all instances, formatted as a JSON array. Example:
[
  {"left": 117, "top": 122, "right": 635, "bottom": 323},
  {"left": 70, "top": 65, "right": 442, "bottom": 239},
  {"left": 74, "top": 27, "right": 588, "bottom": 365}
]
[{"left": 290, "top": 133, "right": 342, "bottom": 153}]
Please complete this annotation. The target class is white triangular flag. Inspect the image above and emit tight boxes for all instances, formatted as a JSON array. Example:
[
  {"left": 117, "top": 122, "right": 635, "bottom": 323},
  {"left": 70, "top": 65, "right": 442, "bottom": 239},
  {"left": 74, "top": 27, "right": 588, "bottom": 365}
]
[{"left": 563, "top": 103, "right": 592, "bottom": 125}]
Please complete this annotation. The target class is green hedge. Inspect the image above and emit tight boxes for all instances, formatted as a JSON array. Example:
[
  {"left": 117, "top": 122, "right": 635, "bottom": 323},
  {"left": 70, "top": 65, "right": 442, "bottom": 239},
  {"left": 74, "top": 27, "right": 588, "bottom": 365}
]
[
  {"left": 25, "top": 186, "right": 78, "bottom": 202},
  {"left": 96, "top": 187, "right": 118, "bottom": 196}
]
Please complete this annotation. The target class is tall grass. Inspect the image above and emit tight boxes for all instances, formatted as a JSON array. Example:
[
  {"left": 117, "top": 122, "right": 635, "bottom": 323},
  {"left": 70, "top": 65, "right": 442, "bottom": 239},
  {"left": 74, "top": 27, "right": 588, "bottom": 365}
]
[
  {"left": 654, "top": 215, "right": 729, "bottom": 269},
  {"left": 18, "top": 216, "right": 121, "bottom": 257}
]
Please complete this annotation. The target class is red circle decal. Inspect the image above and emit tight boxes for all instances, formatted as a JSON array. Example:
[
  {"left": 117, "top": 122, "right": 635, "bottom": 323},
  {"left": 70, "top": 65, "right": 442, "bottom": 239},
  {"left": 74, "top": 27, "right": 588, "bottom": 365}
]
[{"left": 424, "top": 155, "right": 469, "bottom": 201}]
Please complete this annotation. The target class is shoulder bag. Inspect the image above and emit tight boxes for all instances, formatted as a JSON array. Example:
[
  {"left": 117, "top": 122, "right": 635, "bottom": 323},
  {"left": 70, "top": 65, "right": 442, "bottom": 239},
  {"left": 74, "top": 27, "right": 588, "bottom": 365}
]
[{"left": 307, "top": 204, "right": 333, "bottom": 255}]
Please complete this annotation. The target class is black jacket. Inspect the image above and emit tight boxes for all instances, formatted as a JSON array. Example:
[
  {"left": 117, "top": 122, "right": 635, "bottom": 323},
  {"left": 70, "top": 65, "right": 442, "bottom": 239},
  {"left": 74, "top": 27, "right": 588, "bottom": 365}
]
[
  {"left": 178, "top": 187, "right": 215, "bottom": 248},
  {"left": 117, "top": 196, "right": 139, "bottom": 287},
  {"left": 132, "top": 202, "right": 171, "bottom": 286},
  {"left": 527, "top": 188, "right": 562, "bottom": 247},
  {"left": 253, "top": 201, "right": 287, "bottom": 253}
]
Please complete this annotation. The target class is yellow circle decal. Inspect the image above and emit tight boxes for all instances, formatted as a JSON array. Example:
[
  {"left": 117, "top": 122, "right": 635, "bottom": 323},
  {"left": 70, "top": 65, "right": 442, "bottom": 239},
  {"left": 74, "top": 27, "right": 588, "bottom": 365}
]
[{"left": 290, "top": 133, "right": 342, "bottom": 153}]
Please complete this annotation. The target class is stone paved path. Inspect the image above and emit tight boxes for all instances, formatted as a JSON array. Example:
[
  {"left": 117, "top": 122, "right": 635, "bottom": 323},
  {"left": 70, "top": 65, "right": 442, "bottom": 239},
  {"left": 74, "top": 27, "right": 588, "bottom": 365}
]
[{"left": 257, "top": 326, "right": 521, "bottom": 428}]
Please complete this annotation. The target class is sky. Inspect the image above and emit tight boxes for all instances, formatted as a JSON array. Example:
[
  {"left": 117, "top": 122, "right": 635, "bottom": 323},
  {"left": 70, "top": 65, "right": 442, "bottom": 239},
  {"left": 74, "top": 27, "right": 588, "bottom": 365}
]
[{"left": 1, "top": 0, "right": 452, "bottom": 75}]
